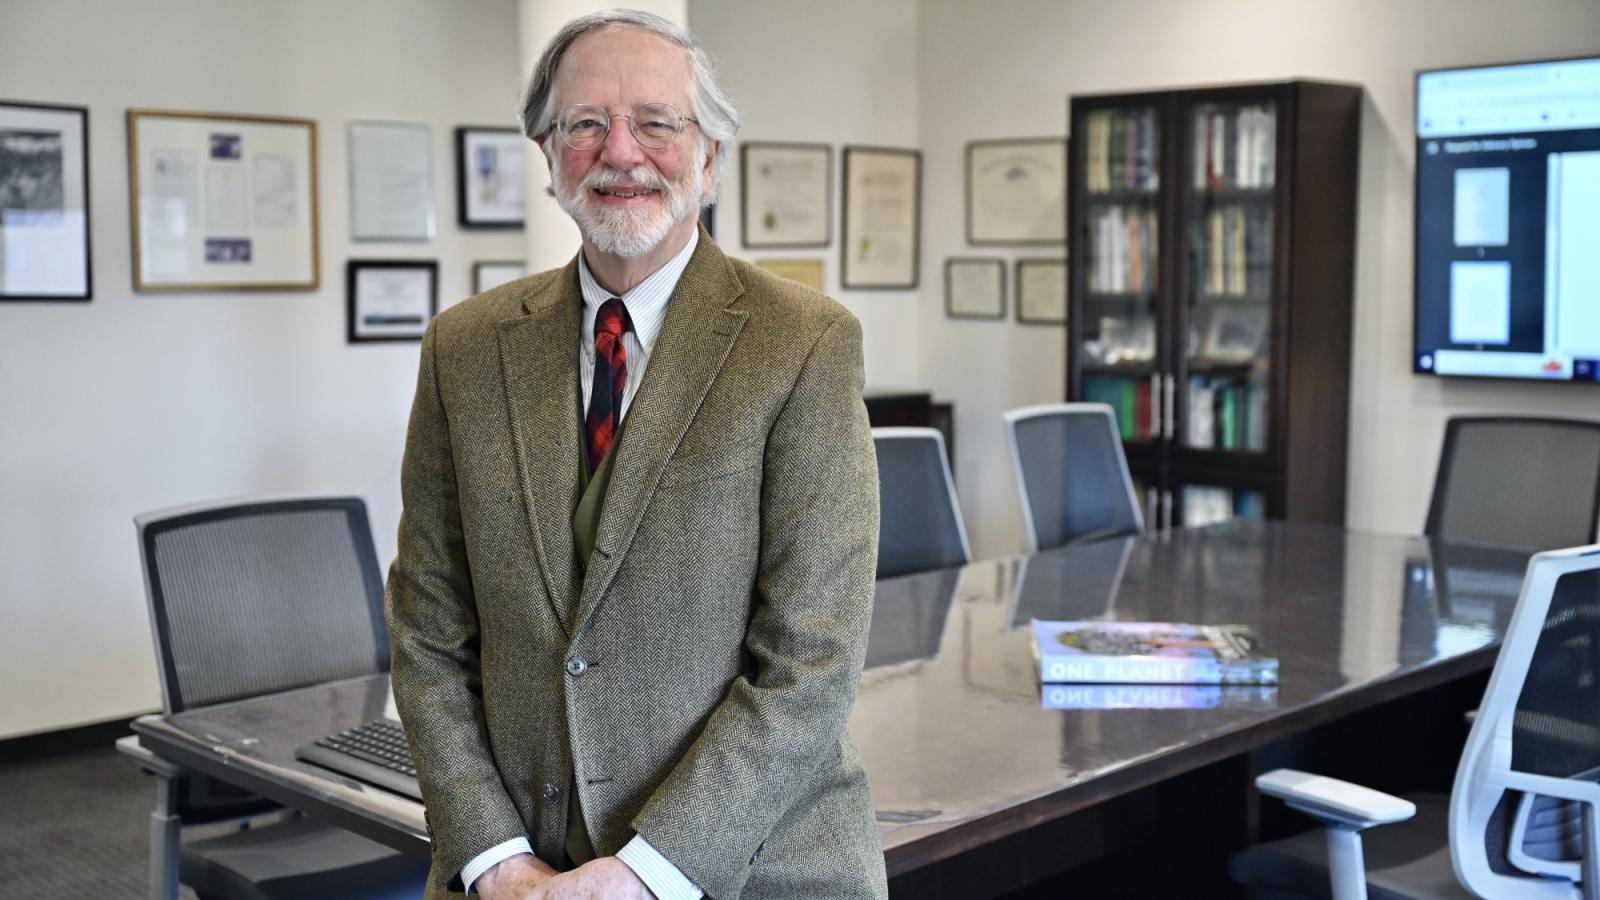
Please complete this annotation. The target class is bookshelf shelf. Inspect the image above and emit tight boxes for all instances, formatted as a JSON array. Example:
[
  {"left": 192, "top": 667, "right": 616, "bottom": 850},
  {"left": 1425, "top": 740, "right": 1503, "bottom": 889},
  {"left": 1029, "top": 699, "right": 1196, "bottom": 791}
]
[{"left": 1067, "top": 80, "right": 1362, "bottom": 530}]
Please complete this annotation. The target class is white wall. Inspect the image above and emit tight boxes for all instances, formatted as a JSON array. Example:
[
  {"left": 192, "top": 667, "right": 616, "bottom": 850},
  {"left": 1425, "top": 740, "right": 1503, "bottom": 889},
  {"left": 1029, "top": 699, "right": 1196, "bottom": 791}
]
[
  {"left": 688, "top": 0, "right": 923, "bottom": 388},
  {"left": 0, "top": 0, "right": 524, "bottom": 738},
  {"left": 915, "top": 0, "right": 1600, "bottom": 559}
]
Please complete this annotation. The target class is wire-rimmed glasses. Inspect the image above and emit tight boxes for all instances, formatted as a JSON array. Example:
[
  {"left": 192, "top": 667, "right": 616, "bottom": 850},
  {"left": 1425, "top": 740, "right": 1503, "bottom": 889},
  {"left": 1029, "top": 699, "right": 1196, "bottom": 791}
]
[{"left": 555, "top": 102, "right": 699, "bottom": 151}]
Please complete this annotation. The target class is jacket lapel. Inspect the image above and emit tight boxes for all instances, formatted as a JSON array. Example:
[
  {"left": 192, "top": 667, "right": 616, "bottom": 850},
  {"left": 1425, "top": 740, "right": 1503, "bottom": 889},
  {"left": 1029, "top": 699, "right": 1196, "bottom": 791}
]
[
  {"left": 497, "top": 260, "right": 584, "bottom": 635},
  {"left": 571, "top": 234, "right": 748, "bottom": 636}
]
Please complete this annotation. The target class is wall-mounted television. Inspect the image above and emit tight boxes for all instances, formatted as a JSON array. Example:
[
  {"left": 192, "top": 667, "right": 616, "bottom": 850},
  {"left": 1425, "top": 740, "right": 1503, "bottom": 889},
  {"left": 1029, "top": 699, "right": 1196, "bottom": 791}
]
[{"left": 1414, "top": 56, "right": 1600, "bottom": 381}]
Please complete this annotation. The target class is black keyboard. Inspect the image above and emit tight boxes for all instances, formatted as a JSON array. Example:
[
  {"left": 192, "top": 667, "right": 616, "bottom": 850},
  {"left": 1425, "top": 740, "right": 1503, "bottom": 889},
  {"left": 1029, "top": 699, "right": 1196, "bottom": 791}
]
[{"left": 294, "top": 718, "right": 423, "bottom": 801}]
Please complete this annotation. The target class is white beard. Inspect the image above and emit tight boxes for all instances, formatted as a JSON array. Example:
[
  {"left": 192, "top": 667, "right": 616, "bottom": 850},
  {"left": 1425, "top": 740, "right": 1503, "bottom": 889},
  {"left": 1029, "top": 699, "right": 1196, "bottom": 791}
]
[{"left": 552, "top": 147, "right": 705, "bottom": 258}]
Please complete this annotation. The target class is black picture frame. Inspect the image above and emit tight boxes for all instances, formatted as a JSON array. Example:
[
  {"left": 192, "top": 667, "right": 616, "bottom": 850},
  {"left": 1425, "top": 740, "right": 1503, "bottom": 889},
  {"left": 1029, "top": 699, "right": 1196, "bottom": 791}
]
[
  {"left": 346, "top": 259, "right": 438, "bottom": 344},
  {"left": 456, "top": 126, "right": 524, "bottom": 229},
  {"left": 944, "top": 257, "right": 1006, "bottom": 320},
  {"left": 1015, "top": 257, "right": 1068, "bottom": 325},
  {"left": 1, "top": 99, "right": 91, "bottom": 301},
  {"left": 841, "top": 145, "right": 921, "bottom": 290},
  {"left": 740, "top": 141, "right": 831, "bottom": 249}
]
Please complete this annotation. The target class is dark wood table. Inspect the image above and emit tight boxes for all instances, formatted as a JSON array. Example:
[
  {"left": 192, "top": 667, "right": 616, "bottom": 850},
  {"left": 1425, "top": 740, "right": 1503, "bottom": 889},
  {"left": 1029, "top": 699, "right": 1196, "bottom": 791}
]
[{"left": 131, "top": 521, "right": 1531, "bottom": 897}]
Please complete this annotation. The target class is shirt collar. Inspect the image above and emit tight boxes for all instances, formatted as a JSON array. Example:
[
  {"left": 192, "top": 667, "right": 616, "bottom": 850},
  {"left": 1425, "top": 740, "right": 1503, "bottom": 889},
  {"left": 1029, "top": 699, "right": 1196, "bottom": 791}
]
[{"left": 578, "top": 228, "right": 699, "bottom": 354}]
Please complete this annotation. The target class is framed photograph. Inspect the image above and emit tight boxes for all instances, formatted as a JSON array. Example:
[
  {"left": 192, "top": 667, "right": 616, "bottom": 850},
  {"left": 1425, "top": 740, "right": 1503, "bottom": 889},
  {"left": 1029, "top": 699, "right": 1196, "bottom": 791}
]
[
  {"left": 967, "top": 138, "right": 1067, "bottom": 245},
  {"left": 347, "top": 259, "right": 437, "bottom": 343},
  {"left": 945, "top": 257, "right": 1005, "bottom": 320},
  {"left": 741, "top": 142, "right": 830, "bottom": 248},
  {"left": 456, "top": 126, "right": 525, "bottom": 228},
  {"left": 756, "top": 258, "right": 824, "bottom": 292},
  {"left": 841, "top": 146, "right": 920, "bottom": 289},
  {"left": 1200, "top": 300, "right": 1271, "bottom": 363},
  {"left": 1015, "top": 258, "right": 1068, "bottom": 325},
  {"left": 473, "top": 259, "right": 526, "bottom": 293},
  {"left": 128, "top": 109, "right": 318, "bottom": 292},
  {"left": 1, "top": 100, "right": 90, "bottom": 301},
  {"left": 349, "top": 120, "right": 434, "bottom": 241}
]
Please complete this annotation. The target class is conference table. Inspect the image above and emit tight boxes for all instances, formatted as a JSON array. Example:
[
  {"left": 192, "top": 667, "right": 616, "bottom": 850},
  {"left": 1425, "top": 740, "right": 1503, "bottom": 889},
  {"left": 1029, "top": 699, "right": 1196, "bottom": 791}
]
[{"left": 128, "top": 520, "right": 1531, "bottom": 898}]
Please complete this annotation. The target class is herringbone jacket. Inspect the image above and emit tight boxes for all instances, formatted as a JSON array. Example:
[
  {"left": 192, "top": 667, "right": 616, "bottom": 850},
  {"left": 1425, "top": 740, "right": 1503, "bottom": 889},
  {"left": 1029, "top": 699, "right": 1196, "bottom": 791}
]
[{"left": 385, "top": 232, "right": 888, "bottom": 899}]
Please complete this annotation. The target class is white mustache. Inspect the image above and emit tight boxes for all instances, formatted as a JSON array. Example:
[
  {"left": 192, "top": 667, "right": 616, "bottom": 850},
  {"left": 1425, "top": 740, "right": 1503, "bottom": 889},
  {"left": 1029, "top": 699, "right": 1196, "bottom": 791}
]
[{"left": 582, "top": 166, "right": 669, "bottom": 192}]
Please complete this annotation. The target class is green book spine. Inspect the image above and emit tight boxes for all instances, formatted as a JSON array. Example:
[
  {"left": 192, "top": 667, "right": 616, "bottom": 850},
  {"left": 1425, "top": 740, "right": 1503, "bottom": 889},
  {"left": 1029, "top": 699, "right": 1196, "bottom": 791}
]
[
  {"left": 1219, "top": 387, "right": 1237, "bottom": 451},
  {"left": 1120, "top": 380, "right": 1136, "bottom": 439}
]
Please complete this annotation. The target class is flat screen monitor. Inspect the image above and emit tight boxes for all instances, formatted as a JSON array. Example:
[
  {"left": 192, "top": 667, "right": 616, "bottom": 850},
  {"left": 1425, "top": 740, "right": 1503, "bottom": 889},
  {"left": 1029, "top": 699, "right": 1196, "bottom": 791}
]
[{"left": 1414, "top": 56, "right": 1600, "bottom": 381}]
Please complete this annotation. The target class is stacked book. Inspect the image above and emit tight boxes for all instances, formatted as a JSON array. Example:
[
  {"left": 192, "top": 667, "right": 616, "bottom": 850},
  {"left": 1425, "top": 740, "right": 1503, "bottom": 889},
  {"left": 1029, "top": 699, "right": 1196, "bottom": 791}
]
[
  {"left": 1197, "top": 206, "right": 1273, "bottom": 297},
  {"left": 1084, "top": 108, "right": 1161, "bottom": 193},
  {"left": 1032, "top": 620, "right": 1278, "bottom": 686},
  {"left": 1185, "top": 377, "right": 1267, "bottom": 451},
  {"left": 1193, "top": 104, "right": 1276, "bottom": 190},
  {"left": 1085, "top": 205, "right": 1159, "bottom": 294},
  {"left": 1082, "top": 375, "right": 1155, "bottom": 441}
]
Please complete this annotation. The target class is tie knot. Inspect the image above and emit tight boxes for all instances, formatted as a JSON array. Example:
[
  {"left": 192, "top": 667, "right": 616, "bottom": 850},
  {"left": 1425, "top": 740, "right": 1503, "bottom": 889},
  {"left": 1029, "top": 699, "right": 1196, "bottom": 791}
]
[{"left": 597, "top": 297, "right": 630, "bottom": 340}]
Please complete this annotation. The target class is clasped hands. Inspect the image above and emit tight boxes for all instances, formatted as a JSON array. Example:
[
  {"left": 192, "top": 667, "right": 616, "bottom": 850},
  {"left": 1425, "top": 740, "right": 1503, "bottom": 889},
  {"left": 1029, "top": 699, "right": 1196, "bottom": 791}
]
[{"left": 476, "top": 852, "right": 655, "bottom": 900}]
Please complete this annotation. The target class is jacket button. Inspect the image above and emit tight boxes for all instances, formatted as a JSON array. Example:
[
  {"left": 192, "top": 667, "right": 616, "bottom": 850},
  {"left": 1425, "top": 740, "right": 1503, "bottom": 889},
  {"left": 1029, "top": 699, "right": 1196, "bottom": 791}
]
[
  {"left": 566, "top": 657, "right": 588, "bottom": 677},
  {"left": 541, "top": 783, "right": 560, "bottom": 801}
]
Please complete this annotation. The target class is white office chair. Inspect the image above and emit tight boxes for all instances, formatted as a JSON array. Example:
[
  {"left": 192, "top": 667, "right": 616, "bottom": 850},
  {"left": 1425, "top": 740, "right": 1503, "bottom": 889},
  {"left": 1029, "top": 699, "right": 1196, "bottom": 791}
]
[
  {"left": 1234, "top": 544, "right": 1600, "bottom": 899},
  {"left": 1002, "top": 403, "right": 1143, "bottom": 553},
  {"left": 871, "top": 427, "right": 971, "bottom": 579}
]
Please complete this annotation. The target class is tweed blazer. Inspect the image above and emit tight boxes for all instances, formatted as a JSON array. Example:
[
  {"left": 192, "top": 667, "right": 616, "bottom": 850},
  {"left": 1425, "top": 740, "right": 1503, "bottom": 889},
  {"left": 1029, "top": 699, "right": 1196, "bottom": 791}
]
[{"left": 385, "top": 232, "right": 888, "bottom": 900}]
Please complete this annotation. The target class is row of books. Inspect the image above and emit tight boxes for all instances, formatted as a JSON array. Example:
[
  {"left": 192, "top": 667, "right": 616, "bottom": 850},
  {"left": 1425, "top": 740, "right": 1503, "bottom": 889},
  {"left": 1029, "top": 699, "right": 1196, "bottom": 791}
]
[
  {"left": 1193, "top": 104, "right": 1276, "bottom": 190},
  {"left": 1083, "top": 108, "right": 1160, "bottom": 193},
  {"left": 1196, "top": 205, "right": 1274, "bottom": 297},
  {"left": 1085, "top": 205, "right": 1159, "bottom": 294},
  {"left": 1082, "top": 374, "right": 1157, "bottom": 441},
  {"left": 1186, "top": 376, "right": 1268, "bottom": 451},
  {"left": 1182, "top": 485, "right": 1266, "bottom": 528}
]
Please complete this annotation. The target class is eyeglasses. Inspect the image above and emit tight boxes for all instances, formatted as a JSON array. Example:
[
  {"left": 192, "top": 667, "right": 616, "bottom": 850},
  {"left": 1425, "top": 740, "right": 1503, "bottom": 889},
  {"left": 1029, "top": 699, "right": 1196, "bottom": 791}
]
[{"left": 554, "top": 102, "right": 699, "bottom": 151}]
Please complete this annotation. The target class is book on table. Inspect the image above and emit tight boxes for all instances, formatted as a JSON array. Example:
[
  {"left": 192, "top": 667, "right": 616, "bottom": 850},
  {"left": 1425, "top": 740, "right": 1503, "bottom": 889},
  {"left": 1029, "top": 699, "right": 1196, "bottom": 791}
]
[{"left": 1031, "top": 620, "right": 1278, "bottom": 685}]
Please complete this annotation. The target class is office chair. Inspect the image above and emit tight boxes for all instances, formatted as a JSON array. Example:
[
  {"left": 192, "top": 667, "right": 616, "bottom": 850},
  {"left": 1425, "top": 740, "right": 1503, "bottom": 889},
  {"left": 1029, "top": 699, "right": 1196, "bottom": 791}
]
[
  {"left": 1231, "top": 543, "right": 1600, "bottom": 899},
  {"left": 1002, "top": 403, "right": 1144, "bottom": 553},
  {"left": 134, "top": 496, "right": 427, "bottom": 900},
  {"left": 872, "top": 427, "right": 971, "bottom": 578},
  {"left": 1425, "top": 416, "right": 1600, "bottom": 551}
]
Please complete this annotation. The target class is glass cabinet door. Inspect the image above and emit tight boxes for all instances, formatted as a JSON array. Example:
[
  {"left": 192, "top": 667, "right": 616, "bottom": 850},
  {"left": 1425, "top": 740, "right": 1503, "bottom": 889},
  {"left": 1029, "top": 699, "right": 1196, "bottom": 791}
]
[
  {"left": 1180, "top": 99, "right": 1275, "bottom": 455},
  {"left": 1077, "top": 105, "right": 1162, "bottom": 444}
]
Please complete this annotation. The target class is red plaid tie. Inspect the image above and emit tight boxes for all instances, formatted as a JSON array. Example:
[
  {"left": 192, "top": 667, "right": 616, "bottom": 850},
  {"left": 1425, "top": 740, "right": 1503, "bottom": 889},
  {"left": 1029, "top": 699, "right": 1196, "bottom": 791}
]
[{"left": 586, "top": 298, "right": 631, "bottom": 474}]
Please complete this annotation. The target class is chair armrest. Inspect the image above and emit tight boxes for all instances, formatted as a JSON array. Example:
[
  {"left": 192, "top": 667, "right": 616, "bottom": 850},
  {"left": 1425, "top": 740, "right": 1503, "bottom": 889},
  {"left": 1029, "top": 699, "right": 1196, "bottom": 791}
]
[{"left": 1256, "top": 768, "right": 1417, "bottom": 830}]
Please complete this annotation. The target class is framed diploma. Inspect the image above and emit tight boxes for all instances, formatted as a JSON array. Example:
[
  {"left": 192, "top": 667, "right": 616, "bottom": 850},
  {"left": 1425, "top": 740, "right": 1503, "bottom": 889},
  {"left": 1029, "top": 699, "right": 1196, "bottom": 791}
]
[
  {"left": 1015, "top": 258, "right": 1068, "bottom": 325},
  {"left": 349, "top": 120, "right": 434, "bottom": 241},
  {"left": 347, "top": 259, "right": 437, "bottom": 343},
  {"left": 128, "top": 109, "right": 318, "bottom": 292},
  {"left": 472, "top": 259, "right": 526, "bottom": 294},
  {"left": 945, "top": 257, "right": 1005, "bottom": 320},
  {"left": 456, "top": 126, "right": 525, "bottom": 228},
  {"left": 740, "top": 142, "right": 830, "bottom": 248},
  {"left": 966, "top": 138, "right": 1067, "bottom": 245},
  {"left": 841, "top": 146, "right": 920, "bottom": 289},
  {"left": 755, "top": 258, "right": 825, "bottom": 292},
  {"left": 1, "top": 100, "right": 90, "bottom": 301}
]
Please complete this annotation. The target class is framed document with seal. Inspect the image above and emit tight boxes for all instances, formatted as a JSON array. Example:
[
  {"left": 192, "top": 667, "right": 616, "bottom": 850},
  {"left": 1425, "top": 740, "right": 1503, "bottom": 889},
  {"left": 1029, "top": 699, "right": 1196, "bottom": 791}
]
[
  {"left": 841, "top": 146, "right": 920, "bottom": 289},
  {"left": 1015, "top": 257, "right": 1067, "bottom": 325},
  {"left": 347, "top": 259, "right": 436, "bottom": 343},
  {"left": 945, "top": 257, "right": 1005, "bottom": 320},
  {"left": 741, "top": 142, "right": 830, "bottom": 248},
  {"left": 128, "top": 108, "right": 318, "bottom": 292},
  {"left": 1, "top": 99, "right": 91, "bottom": 301},
  {"left": 966, "top": 138, "right": 1067, "bottom": 245}
]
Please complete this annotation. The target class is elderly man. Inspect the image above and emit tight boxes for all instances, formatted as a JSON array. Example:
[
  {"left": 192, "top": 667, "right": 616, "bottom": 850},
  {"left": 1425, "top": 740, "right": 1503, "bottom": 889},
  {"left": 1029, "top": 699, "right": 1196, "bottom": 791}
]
[{"left": 385, "top": 9, "right": 887, "bottom": 900}]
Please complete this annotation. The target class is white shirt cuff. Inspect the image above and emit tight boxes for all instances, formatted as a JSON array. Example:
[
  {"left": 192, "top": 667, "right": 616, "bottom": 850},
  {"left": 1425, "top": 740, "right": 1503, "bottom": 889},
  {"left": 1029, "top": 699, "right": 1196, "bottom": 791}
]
[
  {"left": 461, "top": 836, "right": 534, "bottom": 895},
  {"left": 617, "top": 834, "right": 704, "bottom": 900}
]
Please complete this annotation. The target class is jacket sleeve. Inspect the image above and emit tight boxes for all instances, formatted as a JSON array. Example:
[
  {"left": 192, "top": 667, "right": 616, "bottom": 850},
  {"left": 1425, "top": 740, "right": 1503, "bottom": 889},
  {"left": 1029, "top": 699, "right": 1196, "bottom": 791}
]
[
  {"left": 629, "top": 312, "right": 879, "bottom": 899},
  {"left": 385, "top": 321, "right": 530, "bottom": 891}
]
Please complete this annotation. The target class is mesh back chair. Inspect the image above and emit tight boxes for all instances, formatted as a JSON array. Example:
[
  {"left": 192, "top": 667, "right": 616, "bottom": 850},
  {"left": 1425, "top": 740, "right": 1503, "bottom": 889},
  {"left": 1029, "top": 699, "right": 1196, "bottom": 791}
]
[
  {"left": 1003, "top": 403, "right": 1144, "bottom": 553},
  {"left": 1230, "top": 544, "right": 1600, "bottom": 900},
  {"left": 1425, "top": 416, "right": 1600, "bottom": 551},
  {"left": 872, "top": 427, "right": 971, "bottom": 579},
  {"left": 135, "top": 496, "right": 426, "bottom": 900}
]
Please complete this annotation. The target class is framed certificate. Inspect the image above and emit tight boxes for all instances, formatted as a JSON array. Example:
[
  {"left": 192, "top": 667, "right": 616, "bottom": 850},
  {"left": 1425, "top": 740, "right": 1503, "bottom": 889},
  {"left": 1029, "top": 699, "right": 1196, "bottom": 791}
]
[
  {"left": 128, "top": 109, "right": 318, "bottom": 291},
  {"left": 349, "top": 120, "right": 434, "bottom": 241},
  {"left": 841, "top": 146, "right": 920, "bottom": 289},
  {"left": 740, "top": 142, "right": 830, "bottom": 248},
  {"left": 755, "top": 258, "right": 824, "bottom": 292},
  {"left": 966, "top": 138, "right": 1067, "bottom": 245},
  {"left": 1, "top": 100, "right": 90, "bottom": 301},
  {"left": 945, "top": 257, "right": 1005, "bottom": 320},
  {"left": 1015, "top": 258, "right": 1067, "bottom": 325},
  {"left": 473, "top": 259, "right": 526, "bottom": 293},
  {"left": 456, "top": 126, "right": 525, "bottom": 228},
  {"left": 347, "top": 259, "right": 437, "bottom": 343}
]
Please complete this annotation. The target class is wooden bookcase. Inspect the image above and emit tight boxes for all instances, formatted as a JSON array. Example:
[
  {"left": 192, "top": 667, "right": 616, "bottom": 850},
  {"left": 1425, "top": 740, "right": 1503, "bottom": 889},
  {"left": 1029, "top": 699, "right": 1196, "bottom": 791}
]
[{"left": 1066, "top": 80, "right": 1363, "bottom": 529}]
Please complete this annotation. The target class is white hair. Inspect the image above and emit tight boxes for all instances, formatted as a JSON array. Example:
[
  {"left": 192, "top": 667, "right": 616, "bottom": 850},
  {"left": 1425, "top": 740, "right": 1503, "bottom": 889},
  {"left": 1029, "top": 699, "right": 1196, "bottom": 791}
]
[{"left": 519, "top": 9, "right": 740, "bottom": 204}]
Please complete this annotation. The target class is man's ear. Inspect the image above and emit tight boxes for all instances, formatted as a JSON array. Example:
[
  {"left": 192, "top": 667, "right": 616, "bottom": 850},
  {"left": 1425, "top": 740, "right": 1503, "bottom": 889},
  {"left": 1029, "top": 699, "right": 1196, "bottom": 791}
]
[
  {"left": 536, "top": 134, "right": 555, "bottom": 175},
  {"left": 702, "top": 139, "right": 720, "bottom": 180}
]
